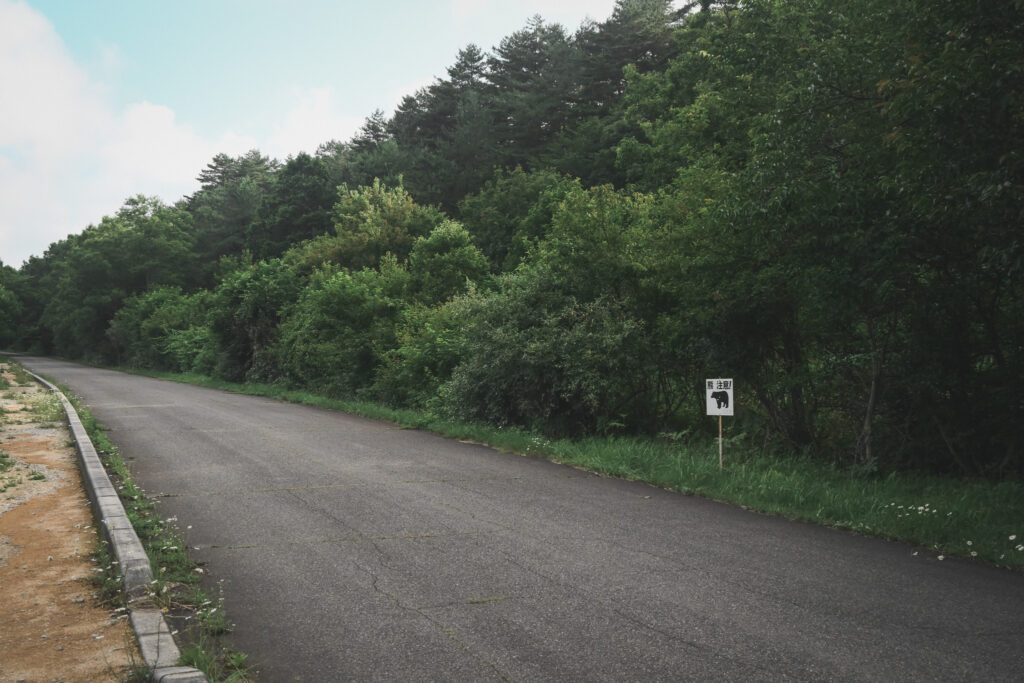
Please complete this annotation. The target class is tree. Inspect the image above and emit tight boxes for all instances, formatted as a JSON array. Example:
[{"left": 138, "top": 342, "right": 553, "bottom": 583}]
[
  {"left": 188, "top": 150, "right": 279, "bottom": 271},
  {"left": 547, "top": 0, "right": 681, "bottom": 186},
  {"left": 277, "top": 260, "right": 409, "bottom": 396},
  {"left": 106, "top": 287, "right": 204, "bottom": 369},
  {"left": 205, "top": 258, "right": 302, "bottom": 382},
  {"left": 408, "top": 220, "right": 489, "bottom": 304},
  {"left": 340, "top": 110, "right": 405, "bottom": 190},
  {"left": 248, "top": 152, "right": 336, "bottom": 259},
  {"left": 869, "top": 0, "right": 1024, "bottom": 474},
  {"left": 386, "top": 45, "right": 498, "bottom": 209},
  {"left": 40, "top": 197, "right": 195, "bottom": 361},
  {"left": 457, "top": 167, "right": 577, "bottom": 271},
  {"left": 0, "top": 262, "right": 21, "bottom": 348},
  {"left": 443, "top": 185, "right": 676, "bottom": 436},
  {"left": 485, "top": 17, "right": 582, "bottom": 170},
  {"left": 291, "top": 179, "right": 445, "bottom": 272}
]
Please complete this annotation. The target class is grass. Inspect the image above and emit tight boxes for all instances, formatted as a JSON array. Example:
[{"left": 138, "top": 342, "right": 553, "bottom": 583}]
[
  {"left": 545, "top": 436, "right": 1024, "bottom": 567},
  {"left": 90, "top": 546, "right": 154, "bottom": 682},
  {"left": 0, "top": 358, "right": 36, "bottom": 387},
  {"left": 22, "top": 391, "right": 65, "bottom": 423},
  {"left": 180, "top": 633, "right": 252, "bottom": 683},
  {"left": 127, "top": 367, "right": 1024, "bottom": 570}
]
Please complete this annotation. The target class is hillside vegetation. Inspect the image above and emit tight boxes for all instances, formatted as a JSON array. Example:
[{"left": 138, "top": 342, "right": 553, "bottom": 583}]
[{"left": 1, "top": 0, "right": 1021, "bottom": 480}]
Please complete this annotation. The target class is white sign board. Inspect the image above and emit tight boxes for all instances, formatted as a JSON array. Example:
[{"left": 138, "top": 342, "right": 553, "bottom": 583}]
[{"left": 706, "top": 378, "right": 734, "bottom": 416}]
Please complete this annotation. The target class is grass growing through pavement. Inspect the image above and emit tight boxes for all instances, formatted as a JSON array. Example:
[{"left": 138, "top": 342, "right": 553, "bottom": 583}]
[{"left": 127, "top": 368, "right": 1024, "bottom": 570}]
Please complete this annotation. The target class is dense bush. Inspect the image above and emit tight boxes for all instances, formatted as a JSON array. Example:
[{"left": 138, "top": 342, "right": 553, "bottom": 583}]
[
  {"left": 277, "top": 260, "right": 407, "bottom": 396},
  {"left": 7, "top": 0, "right": 1023, "bottom": 477}
]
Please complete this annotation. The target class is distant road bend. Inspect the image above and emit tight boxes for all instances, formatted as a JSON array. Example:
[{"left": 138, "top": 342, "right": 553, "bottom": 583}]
[{"left": 19, "top": 356, "right": 1024, "bottom": 681}]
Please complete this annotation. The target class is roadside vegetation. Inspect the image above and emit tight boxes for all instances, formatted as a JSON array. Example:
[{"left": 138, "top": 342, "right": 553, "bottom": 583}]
[
  {"left": 3, "top": 354, "right": 250, "bottom": 680},
  {"left": 0, "top": 360, "right": 57, "bottom": 492},
  {"left": 128, "top": 368, "right": 1024, "bottom": 569},
  {"left": 0, "top": 0, "right": 1020, "bottom": 607},
  {"left": 65, "top": 385, "right": 254, "bottom": 681},
  {"left": 4, "top": 0, "right": 1021, "bottom": 484}
]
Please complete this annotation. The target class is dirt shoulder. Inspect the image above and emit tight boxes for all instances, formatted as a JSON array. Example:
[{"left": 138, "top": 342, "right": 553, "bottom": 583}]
[{"left": 0, "top": 362, "right": 142, "bottom": 682}]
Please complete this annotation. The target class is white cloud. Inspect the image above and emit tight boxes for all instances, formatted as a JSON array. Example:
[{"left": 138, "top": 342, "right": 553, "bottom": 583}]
[
  {"left": 0, "top": 0, "right": 259, "bottom": 267},
  {"left": 0, "top": 0, "right": 106, "bottom": 166},
  {"left": 0, "top": 0, "right": 633, "bottom": 268},
  {"left": 96, "top": 41, "right": 122, "bottom": 74},
  {"left": 387, "top": 75, "right": 440, "bottom": 116},
  {"left": 97, "top": 102, "right": 257, "bottom": 193},
  {"left": 264, "top": 87, "right": 363, "bottom": 160},
  {"left": 451, "top": 0, "right": 618, "bottom": 28}
]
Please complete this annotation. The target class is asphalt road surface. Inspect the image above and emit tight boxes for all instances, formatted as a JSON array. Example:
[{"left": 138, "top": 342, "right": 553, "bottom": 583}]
[{"left": 18, "top": 357, "right": 1024, "bottom": 681}]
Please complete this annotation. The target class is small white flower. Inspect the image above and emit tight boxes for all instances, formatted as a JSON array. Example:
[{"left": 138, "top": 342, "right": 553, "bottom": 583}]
[
  {"left": 937, "top": 555, "right": 945, "bottom": 561},
  {"left": 966, "top": 540, "right": 973, "bottom": 546},
  {"left": 1010, "top": 535, "right": 1017, "bottom": 541},
  {"left": 971, "top": 551, "right": 977, "bottom": 557}
]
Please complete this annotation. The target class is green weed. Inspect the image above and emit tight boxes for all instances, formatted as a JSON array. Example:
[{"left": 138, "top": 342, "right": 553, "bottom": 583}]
[
  {"left": 91, "top": 543, "right": 128, "bottom": 608},
  {"left": 21, "top": 391, "right": 65, "bottom": 423},
  {"left": 179, "top": 631, "right": 254, "bottom": 682}
]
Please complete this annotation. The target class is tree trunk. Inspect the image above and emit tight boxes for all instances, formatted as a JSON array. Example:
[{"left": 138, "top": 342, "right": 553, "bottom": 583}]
[{"left": 856, "top": 353, "right": 881, "bottom": 466}]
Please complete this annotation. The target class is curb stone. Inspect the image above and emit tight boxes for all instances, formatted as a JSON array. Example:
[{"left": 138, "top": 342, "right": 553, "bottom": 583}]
[{"left": 29, "top": 372, "right": 209, "bottom": 683}]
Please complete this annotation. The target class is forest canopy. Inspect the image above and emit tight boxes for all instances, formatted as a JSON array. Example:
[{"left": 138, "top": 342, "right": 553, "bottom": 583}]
[{"left": 4, "top": 0, "right": 1022, "bottom": 478}]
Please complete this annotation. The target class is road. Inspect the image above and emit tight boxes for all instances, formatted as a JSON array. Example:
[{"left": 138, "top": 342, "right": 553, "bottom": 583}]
[{"left": 18, "top": 356, "right": 1024, "bottom": 681}]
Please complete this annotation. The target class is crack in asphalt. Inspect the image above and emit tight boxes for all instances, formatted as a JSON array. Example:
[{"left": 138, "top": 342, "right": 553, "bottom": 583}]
[{"left": 357, "top": 536, "right": 513, "bottom": 682}]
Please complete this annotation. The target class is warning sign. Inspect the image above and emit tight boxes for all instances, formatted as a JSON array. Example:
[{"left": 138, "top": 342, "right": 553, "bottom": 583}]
[{"left": 705, "top": 378, "right": 734, "bottom": 416}]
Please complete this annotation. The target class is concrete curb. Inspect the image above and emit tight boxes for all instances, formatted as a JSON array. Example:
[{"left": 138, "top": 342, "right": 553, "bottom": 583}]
[{"left": 30, "top": 372, "right": 209, "bottom": 683}]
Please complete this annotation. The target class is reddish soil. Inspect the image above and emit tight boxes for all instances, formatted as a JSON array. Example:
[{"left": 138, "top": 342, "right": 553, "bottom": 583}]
[{"left": 0, "top": 365, "right": 141, "bottom": 682}]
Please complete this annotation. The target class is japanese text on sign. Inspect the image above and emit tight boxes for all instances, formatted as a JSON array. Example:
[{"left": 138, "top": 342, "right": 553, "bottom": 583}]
[{"left": 705, "top": 378, "right": 734, "bottom": 416}]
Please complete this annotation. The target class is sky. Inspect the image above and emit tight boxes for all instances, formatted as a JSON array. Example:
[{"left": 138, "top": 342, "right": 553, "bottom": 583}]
[{"left": 0, "top": 0, "right": 620, "bottom": 268}]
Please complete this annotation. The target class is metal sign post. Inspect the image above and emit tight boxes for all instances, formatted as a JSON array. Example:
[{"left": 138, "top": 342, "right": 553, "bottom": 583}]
[{"left": 705, "top": 379, "right": 734, "bottom": 470}]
